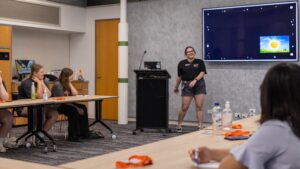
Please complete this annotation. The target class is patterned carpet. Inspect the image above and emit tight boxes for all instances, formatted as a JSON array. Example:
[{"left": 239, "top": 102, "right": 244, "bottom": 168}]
[{"left": 0, "top": 120, "right": 199, "bottom": 166}]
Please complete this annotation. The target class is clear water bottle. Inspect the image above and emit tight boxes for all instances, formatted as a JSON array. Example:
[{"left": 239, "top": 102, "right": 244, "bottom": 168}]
[
  {"left": 43, "top": 88, "right": 48, "bottom": 101},
  {"left": 222, "top": 101, "right": 233, "bottom": 130},
  {"left": 30, "top": 82, "right": 36, "bottom": 99},
  {"left": 212, "top": 102, "right": 222, "bottom": 134}
]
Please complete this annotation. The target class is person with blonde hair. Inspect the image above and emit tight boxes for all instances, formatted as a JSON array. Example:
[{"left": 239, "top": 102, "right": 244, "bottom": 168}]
[{"left": 19, "top": 64, "right": 58, "bottom": 139}]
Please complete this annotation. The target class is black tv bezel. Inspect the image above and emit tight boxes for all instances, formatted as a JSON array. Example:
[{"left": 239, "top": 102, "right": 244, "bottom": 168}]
[
  {"left": 202, "top": 1, "right": 299, "bottom": 62},
  {"left": 15, "top": 59, "right": 35, "bottom": 75}
]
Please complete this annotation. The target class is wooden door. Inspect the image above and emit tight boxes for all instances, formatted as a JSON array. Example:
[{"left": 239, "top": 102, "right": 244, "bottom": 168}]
[
  {"left": 95, "top": 19, "right": 119, "bottom": 120},
  {"left": 0, "top": 49, "right": 11, "bottom": 96},
  {"left": 0, "top": 25, "right": 11, "bottom": 98},
  {"left": 0, "top": 25, "right": 12, "bottom": 49}
]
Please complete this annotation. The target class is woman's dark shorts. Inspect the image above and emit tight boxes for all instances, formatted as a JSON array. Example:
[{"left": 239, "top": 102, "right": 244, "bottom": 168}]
[{"left": 181, "top": 79, "right": 206, "bottom": 96}]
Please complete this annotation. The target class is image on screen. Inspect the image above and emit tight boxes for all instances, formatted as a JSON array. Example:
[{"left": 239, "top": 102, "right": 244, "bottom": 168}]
[
  {"left": 260, "top": 36, "right": 290, "bottom": 53},
  {"left": 15, "top": 60, "right": 35, "bottom": 75},
  {"left": 203, "top": 2, "right": 298, "bottom": 61}
]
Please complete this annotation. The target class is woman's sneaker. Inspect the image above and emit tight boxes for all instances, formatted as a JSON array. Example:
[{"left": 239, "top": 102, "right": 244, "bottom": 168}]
[
  {"left": 176, "top": 126, "right": 182, "bottom": 133},
  {"left": 198, "top": 125, "right": 203, "bottom": 130},
  {"left": 3, "top": 137, "right": 18, "bottom": 149},
  {"left": 0, "top": 144, "right": 6, "bottom": 153}
]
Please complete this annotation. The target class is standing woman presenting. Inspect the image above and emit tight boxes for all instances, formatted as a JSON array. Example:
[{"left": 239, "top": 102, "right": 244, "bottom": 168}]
[{"left": 174, "top": 46, "right": 207, "bottom": 132}]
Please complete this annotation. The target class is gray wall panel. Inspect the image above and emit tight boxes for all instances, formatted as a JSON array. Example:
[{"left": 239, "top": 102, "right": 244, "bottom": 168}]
[{"left": 128, "top": 0, "right": 298, "bottom": 122}]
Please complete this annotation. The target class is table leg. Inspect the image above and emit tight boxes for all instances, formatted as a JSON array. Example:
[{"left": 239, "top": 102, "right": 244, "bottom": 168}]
[
  {"left": 16, "top": 106, "right": 35, "bottom": 143},
  {"left": 89, "top": 100, "right": 114, "bottom": 134},
  {"left": 23, "top": 106, "right": 45, "bottom": 144},
  {"left": 35, "top": 106, "right": 55, "bottom": 145},
  {"left": 16, "top": 106, "right": 56, "bottom": 147}
]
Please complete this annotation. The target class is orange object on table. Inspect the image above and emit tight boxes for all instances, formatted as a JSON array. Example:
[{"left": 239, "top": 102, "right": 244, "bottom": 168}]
[
  {"left": 53, "top": 97, "right": 65, "bottom": 101},
  {"left": 224, "top": 130, "right": 251, "bottom": 137},
  {"left": 232, "top": 123, "right": 242, "bottom": 129},
  {"left": 115, "top": 155, "right": 153, "bottom": 169}
]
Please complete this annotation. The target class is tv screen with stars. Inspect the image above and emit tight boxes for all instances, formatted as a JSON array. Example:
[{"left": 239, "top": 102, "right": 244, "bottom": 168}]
[{"left": 202, "top": 1, "right": 298, "bottom": 62}]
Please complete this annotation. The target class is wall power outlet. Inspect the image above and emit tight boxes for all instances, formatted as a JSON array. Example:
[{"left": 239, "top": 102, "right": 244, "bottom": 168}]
[{"left": 249, "top": 109, "right": 256, "bottom": 116}]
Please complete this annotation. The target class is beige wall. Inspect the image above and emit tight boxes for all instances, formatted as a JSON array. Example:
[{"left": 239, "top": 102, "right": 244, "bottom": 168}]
[
  {"left": 12, "top": 27, "right": 70, "bottom": 77},
  {"left": 70, "top": 4, "right": 120, "bottom": 117}
]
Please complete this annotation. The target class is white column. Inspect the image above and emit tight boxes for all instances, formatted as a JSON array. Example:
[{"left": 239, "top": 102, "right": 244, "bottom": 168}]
[{"left": 118, "top": 0, "right": 128, "bottom": 124}]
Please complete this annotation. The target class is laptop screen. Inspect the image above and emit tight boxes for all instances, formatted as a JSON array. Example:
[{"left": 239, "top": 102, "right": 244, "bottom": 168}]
[{"left": 144, "top": 61, "right": 161, "bottom": 70}]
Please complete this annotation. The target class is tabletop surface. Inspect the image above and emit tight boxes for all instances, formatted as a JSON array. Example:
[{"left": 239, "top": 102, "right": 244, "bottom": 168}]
[
  {"left": 0, "top": 157, "right": 63, "bottom": 169},
  {"left": 60, "top": 115, "right": 260, "bottom": 169},
  {"left": 0, "top": 95, "right": 118, "bottom": 108}
]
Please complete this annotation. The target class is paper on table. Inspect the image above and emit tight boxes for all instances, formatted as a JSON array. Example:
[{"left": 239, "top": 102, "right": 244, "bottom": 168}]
[{"left": 197, "top": 162, "right": 220, "bottom": 169}]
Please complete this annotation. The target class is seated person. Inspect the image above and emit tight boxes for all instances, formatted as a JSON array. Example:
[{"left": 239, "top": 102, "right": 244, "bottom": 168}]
[
  {"left": 0, "top": 72, "right": 15, "bottom": 152},
  {"left": 51, "top": 68, "right": 89, "bottom": 141},
  {"left": 189, "top": 63, "right": 300, "bottom": 169},
  {"left": 18, "top": 64, "right": 58, "bottom": 137}
]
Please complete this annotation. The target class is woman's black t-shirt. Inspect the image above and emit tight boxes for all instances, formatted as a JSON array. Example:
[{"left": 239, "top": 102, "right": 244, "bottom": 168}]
[
  {"left": 18, "top": 78, "right": 48, "bottom": 99},
  {"left": 177, "top": 59, "right": 207, "bottom": 81}
]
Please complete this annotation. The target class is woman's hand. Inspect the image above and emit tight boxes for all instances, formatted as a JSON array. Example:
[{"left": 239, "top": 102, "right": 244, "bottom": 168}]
[
  {"left": 0, "top": 71, "right": 3, "bottom": 84},
  {"left": 64, "top": 90, "right": 70, "bottom": 96},
  {"left": 75, "top": 106, "right": 84, "bottom": 115},
  {"left": 189, "top": 79, "right": 197, "bottom": 88},
  {"left": 174, "top": 88, "right": 179, "bottom": 93},
  {"left": 188, "top": 146, "right": 213, "bottom": 164},
  {"left": 32, "top": 76, "right": 42, "bottom": 84}
]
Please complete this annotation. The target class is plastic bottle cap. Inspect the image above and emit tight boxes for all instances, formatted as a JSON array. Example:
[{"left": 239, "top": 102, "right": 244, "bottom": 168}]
[
  {"left": 225, "top": 101, "right": 230, "bottom": 108},
  {"left": 214, "top": 102, "right": 220, "bottom": 106}
]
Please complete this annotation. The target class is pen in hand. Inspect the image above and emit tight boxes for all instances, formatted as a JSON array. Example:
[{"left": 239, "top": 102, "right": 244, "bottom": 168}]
[{"left": 193, "top": 148, "right": 200, "bottom": 165}]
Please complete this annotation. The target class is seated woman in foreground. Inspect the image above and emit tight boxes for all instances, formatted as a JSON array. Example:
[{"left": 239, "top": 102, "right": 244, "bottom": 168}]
[{"left": 189, "top": 62, "right": 300, "bottom": 169}]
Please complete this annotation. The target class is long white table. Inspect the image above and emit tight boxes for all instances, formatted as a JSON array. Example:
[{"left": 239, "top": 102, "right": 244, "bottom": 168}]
[
  {"left": 0, "top": 98, "right": 59, "bottom": 149},
  {"left": 50, "top": 95, "right": 118, "bottom": 134},
  {"left": 0, "top": 95, "right": 118, "bottom": 152},
  {"left": 0, "top": 157, "right": 63, "bottom": 169},
  {"left": 0, "top": 95, "right": 118, "bottom": 109},
  {"left": 60, "top": 115, "right": 260, "bottom": 169}
]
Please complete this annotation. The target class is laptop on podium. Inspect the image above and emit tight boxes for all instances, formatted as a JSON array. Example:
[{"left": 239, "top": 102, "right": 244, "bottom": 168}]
[{"left": 144, "top": 61, "right": 161, "bottom": 70}]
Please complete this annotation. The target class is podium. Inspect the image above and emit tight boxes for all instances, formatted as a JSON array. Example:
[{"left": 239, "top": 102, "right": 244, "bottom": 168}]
[{"left": 133, "top": 70, "right": 171, "bottom": 135}]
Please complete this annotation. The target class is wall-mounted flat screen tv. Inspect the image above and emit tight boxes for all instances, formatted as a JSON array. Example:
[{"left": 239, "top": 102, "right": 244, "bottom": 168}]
[
  {"left": 15, "top": 60, "right": 35, "bottom": 75},
  {"left": 203, "top": 2, "right": 298, "bottom": 62}
]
